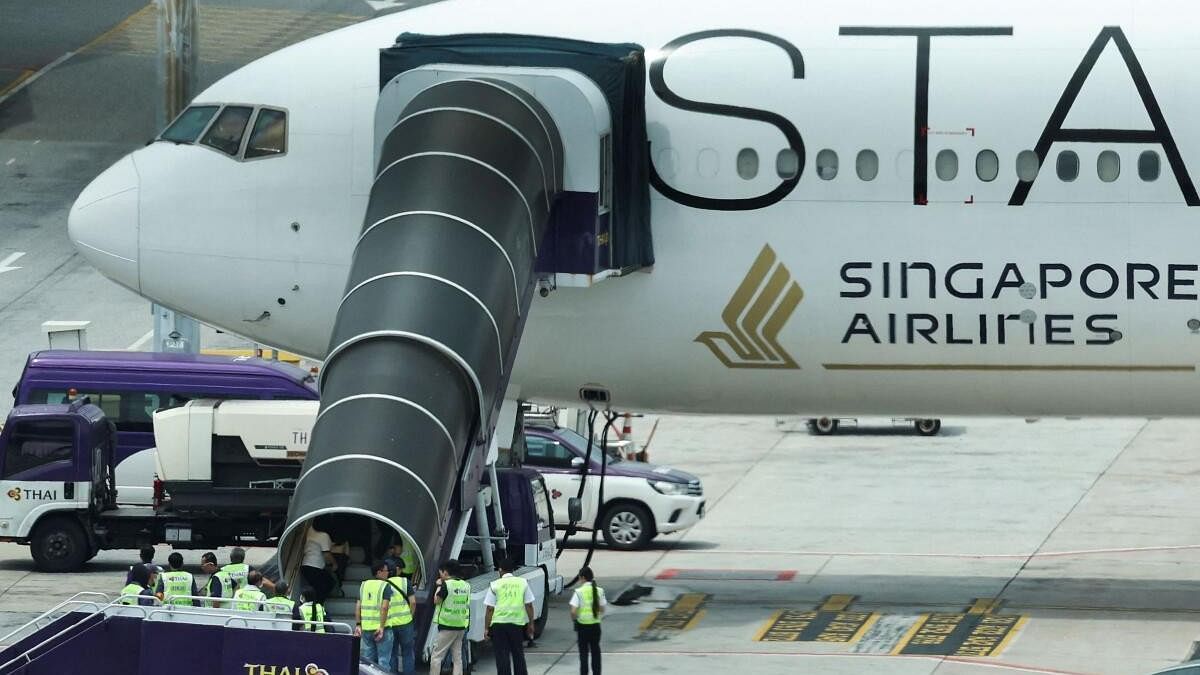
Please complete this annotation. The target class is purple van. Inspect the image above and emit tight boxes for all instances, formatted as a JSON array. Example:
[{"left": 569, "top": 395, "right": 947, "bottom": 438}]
[{"left": 12, "top": 350, "right": 319, "bottom": 504}]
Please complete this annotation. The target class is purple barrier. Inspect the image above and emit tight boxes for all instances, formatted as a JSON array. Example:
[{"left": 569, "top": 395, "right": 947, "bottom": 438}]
[
  {"left": 0, "top": 612, "right": 91, "bottom": 675},
  {"left": 220, "top": 627, "right": 358, "bottom": 675},
  {"left": 20, "top": 615, "right": 141, "bottom": 675},
  {"left": 139, "top": 621, "right": 222, "bottom": 675}
]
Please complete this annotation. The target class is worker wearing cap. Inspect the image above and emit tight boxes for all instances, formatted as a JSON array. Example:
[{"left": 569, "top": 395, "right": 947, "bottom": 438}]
[
  {"left": 157, "top": 552, "right": 199, "bottom": 607},
  {"left": 356, "top": 561, "right": 395, "bottom": 671},
  {"left": 484, "top": 555, "right": 535, "bottom": 675},
  {"left": 387, "top": 561, "right": 418, "bottom": 673}
]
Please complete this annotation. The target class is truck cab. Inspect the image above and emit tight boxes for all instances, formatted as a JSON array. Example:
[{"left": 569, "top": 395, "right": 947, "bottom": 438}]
[{"left": 0, "top": 400, "right": 115, "bottom": 569}]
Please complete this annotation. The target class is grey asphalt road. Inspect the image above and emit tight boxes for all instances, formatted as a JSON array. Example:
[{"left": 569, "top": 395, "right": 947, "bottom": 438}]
[{"left": 0, "top": 0, "right": 414, "bottom": 414}]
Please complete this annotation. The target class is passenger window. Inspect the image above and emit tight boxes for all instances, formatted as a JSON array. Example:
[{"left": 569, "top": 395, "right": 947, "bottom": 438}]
[
  {"left": 736, "top": 148, "right": 758, "bottom": 180},
  {"left": 1097, "top": 151, "right": 1120, "bottom": 182},
  {"left": 161, "top": 105, "right": 219, "bottom": 144},
  {"left": 816, "top": 149, "right": 838, "bottom": 180},
  {"left": 524, "top": 437, "right": 575, "bottom": 470},
  {"left": 1016, "top": 150, "right": 1039, "bottom": 182},
  {"left": 34, "top": 391, "right": 160, "bottom": 433},
  {"left": 935, "top": 149, "right": 958, "bottom": 181},
  {"left": 244, "top": 108, "right": 287, "bottom": 159},
  {"left": 856, "top": 150, "right": 878, "bottom": 181},
  {"left": 200, "top": 106, "right": 253, "bottom": 156},
  {"left": 1057, "top": 151, "right": 1080, "bottom": 182},
  {"left": 3, "top": 420, "right": 74, "bottom": 480},
  {"left": 975, "top": 150, "right": 999, "bottom": 182},
  {"left": 1139, "top": 150, "right": 1160, "bottom": 182},
  {"left": 775, "top": 149, "right": 799, "bottom": 179}
]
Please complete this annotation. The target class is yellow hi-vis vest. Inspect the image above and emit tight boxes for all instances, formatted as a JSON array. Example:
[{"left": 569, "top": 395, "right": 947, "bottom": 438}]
[
  {"left": 160, "top": 570, "right": 194, "bottom": 606},
  {"left": 266, "top": 596, "right": 295, "bottom": 614},
  {"left": 119, "top": 583, "right": 145, "bottom": 606},
  {"left": 233, "top": 586, "right": 267, "bottom": 612},
  {"left": 399, "top": 546, "right": 417, "bottom": 576},
  {"left": 359, "top": 579, "right": 389, "bottom": 631},
  {"left": 221, "top": 563, "right": 250, "bottom": 590},
  {"left": 489, "top": 576, "right": 529, "bottom": 625},
  {"left": 436, "top": 578, "right": 471, "bottom": 628},
  {"left": 574, "top": 583, "right": 602, "bottom": 625},
  {"left": 385, "top": 577, "right": 413, "bottom": 626},
  {"left": 300, "top": 602, "right": 327, "bottom": 632}
]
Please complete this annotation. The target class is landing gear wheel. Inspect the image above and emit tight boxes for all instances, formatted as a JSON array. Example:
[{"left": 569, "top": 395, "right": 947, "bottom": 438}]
[
  {"left": 601, "top": 503, "right": 654, "bottom": 550},
  {"left": 811, "top": 417, "right": 839, "bottom": 435},
  {"left": 31, "top": 517, "right": 89, "bottom": 572},
  {"left": 915, "top": 418, "right": 942, "bottom": 436}
]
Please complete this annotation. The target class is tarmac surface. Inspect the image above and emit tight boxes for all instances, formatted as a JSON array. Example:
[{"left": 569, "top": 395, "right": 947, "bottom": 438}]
[{"left": 0, "top": 415, "right": 1198, "bottom": 675}]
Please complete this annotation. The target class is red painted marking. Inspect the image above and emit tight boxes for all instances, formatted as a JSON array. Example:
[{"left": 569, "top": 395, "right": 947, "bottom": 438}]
[
  {"left": 656, "top": 569, "right": 679, "bottom": 580},
  {"left": 775, "top": 571, "right": 797, "bottom": 581}
]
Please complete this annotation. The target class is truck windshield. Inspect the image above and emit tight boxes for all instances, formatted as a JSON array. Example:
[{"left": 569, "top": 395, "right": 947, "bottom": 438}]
[
  {"left": 3, "top": 420, "right": 73, "bottom": 479},
  {"left": 159, "top": 105, "right": 219, "bottom": 144}
]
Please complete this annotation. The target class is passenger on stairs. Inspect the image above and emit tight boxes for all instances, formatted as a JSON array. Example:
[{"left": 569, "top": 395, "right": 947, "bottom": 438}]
[
  {"left": 387, "top": 561, "right": 418, "bottom": 673},
  {"left": 233, "top": 570, "right": 269, "bottom": 612},
  {"left": 201, "top": 551, "right": 237, "bottom": 608},
  {"left": 356, "top": 561, "right": 395, "bottom": 671},
  {"left": 301, "top": 522, "right": 337, "bottom": 603}
]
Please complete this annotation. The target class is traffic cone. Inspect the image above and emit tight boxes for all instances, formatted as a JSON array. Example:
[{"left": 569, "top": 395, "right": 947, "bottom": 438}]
[{"left": 622, "top": 412, "right": 635, "bottom": 460}]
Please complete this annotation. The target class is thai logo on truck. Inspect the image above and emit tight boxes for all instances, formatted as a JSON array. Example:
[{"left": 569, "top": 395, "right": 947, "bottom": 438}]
[{"left": 696, "top": 244, "right": 803, "bottom": 370}]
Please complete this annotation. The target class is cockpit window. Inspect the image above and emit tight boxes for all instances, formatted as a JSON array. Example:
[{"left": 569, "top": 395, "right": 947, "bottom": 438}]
[
  {"left": 200, "top": 106, "right": 253, "bottom": 156},
  {"left": 160, "top": 105, "right": 219, "bottom": 143},
  {"left": 244, "top": 108, "right": 287, "bottom": 159}
]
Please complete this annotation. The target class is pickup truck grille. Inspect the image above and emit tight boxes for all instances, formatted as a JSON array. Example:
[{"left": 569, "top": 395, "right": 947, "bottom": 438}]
[{"left": 687, "top": 480, "right": 703, "bottom": 496}]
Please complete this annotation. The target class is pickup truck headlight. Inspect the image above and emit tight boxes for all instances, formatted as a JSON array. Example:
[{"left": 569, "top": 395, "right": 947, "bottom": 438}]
[{"left": 648, "top": 479, "right": 687, "bottom": 496}]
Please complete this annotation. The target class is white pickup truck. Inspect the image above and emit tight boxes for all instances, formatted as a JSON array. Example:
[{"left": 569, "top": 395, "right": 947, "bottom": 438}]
[{"left": 522, "top": 424, "right": 705, "bottom": 550}]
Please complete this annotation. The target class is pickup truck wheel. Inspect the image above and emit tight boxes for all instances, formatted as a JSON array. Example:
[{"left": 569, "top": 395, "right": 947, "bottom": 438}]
[
  {"left": 31, "top": 517, "right": 88, "bottom": 572},
  {"left": 811, "top": 417, "right": 838, "bottom": 435},
  {"left": 915, "top": 419, "right": 942, "bottom": 436},
  {"left": 601, "top": 503, "right": 653, "bottom": 550}
]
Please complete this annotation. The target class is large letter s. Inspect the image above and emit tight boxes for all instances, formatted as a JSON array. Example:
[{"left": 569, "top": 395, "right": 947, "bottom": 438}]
[{"left": 649, "top": 30, "right": 805, "bottom": 211}]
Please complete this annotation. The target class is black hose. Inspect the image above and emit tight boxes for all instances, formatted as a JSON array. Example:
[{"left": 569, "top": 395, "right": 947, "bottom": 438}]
[{"left": 557, "top": 409, "right": 598, "bottom": 557}]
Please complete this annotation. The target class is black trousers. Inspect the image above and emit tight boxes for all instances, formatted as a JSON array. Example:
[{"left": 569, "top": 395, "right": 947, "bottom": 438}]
[
  {"left": 576, "top": 623, "right": 601, "bottom": 675},
  {"left": 300, "top": 565, "right": 335, "bottom": 603},
  {"left": 491, "top": 623, "right": 528, "bottom": 675}
]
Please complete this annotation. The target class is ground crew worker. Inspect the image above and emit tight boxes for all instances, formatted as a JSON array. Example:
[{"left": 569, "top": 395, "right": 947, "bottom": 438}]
[
  {"left": 157, "top": 552, "right": 199, "bottom": 607},
  {"left": 294, "top": 588, "right": 327, "bottom": 633},
  {"left": 222, "top": 547, "right": 251, "bottom": 590},
  {"left": 387, "top": 562, "right": 418, "bottom": 673},
  {"left": 484, "top": 555, "right": 535, "bottom": 675},
  {"left": 125, "top": 545, "right": 158, "bottom": 584},
  {"left": 119, "top": 563, "right": 158, "bottom": 606},
  {"left": 356, "top": 561, "right": 395, "bottom": 670},
  {"left": 385, "top": 538, "right": 417, "bottom": 580},
  {"left": 431, "top": 559, "right": 471, "bottom": 675},
  {"left": 570, "top": 567, "right": 606, "bottom": 675},
  {"left": 266, "top": 580, "right": 295, "bottom": 614},
  {"left": 201, "top": 551, "right": 236, "bottom": 607},
  {"left": 233, "top": 570, "right": 269, "bottom": 612}
]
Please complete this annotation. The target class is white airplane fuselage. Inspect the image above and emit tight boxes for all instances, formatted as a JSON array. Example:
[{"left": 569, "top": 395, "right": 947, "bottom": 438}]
[{"left": 68, "top": 1, "right": 1200, "bottom": 417}]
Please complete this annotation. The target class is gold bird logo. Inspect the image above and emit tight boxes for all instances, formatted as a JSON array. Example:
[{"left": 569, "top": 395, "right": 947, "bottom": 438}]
[
  {"left": 6, "top": 488, "right": 20, "bottom": 502},
  {"left": 695, "top": 244, "right": 803, "bottom": 370}
]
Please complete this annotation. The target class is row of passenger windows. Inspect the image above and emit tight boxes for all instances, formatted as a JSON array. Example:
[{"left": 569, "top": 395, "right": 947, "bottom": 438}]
[
  {"left": 736, "top": 148, "right": 1165, "bottom": 183},
  {"left": 159, "top": 104, "right": 287, "bottom": 160}
]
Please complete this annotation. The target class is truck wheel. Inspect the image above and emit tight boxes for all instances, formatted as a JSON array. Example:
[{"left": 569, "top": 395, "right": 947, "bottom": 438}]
[
  {"left": 532, "top": 576, "right": 550, "bottom": 639},
  {"left": 31, "top": 517, "right": 89, "bottom": 572},
  {"left": 811, "top": 417, "right": 838, "bottom": 435},
  {"left": 601, "top": 503, "right": 653, "bottom": 550},
  {"left": 914, "top": 419, "right": 942, "bottom": 436}
]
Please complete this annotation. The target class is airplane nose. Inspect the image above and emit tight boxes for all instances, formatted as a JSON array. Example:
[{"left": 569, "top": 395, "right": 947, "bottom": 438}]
[{"left": 68, "top": 154, "right": 140, "bottom": 292}]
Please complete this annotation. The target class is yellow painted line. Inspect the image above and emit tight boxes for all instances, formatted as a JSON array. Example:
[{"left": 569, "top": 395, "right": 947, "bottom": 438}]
[
  {"left": 201, "top": 348, "right": 302, "bottom": 364},
  {"left": 752, "top": 610, "right": 785, "bottom": 642},
  {"left": 819, "top": 594, "right": 857, "bottom": 612},
  {"left": 79, "top": 4, "right": 155, "bottom": 53},
  {"left": 638, "top": 612, "right": 661, "bottom": 632},
  {"left": 988, "top": 615, "right": 1029, "bottom": 656},
  {"left": 848, "top": 612, "right": 881, "bottom": 643},
  {"left": 967, "top": 598, "right": 1001, "bottom": 615},
  {"left": 0, "top": 70, "right": 36, "bottom": 98},
  {"left": 823, "top": 363, "right": 1195, "bottom": 373},
  {"left": 890, "top": 614, "right": 930, "bottom": 656}
]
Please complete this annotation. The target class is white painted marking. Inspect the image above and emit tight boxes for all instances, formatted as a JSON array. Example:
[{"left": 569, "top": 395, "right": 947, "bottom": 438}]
[
  {"left": 125, "top": 330, "right": 154, "bottom": 351},
  {"left": 4, "top": 159, "right": 13, "bottom": 166},
  {"left": 363, "top": 0, "right": 406, "bottom": 11},
  {"left": 0, "top": 52, "right": 74, "bottom": 108},
  {"left": 32, "top": 140, "right": 39, "bottom": 145},
  {"left": 0, "top": 252, "right": 26, "bottom": 275}
]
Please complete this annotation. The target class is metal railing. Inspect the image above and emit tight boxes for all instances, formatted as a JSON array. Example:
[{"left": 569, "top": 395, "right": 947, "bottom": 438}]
[{"left": 0, "top": 592, "right": 112, "bottom": 646}]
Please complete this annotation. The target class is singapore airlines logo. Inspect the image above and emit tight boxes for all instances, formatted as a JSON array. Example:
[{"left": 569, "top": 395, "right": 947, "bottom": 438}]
[{"left": 695, "top": 244, "right": 803, "bottom": 369}]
